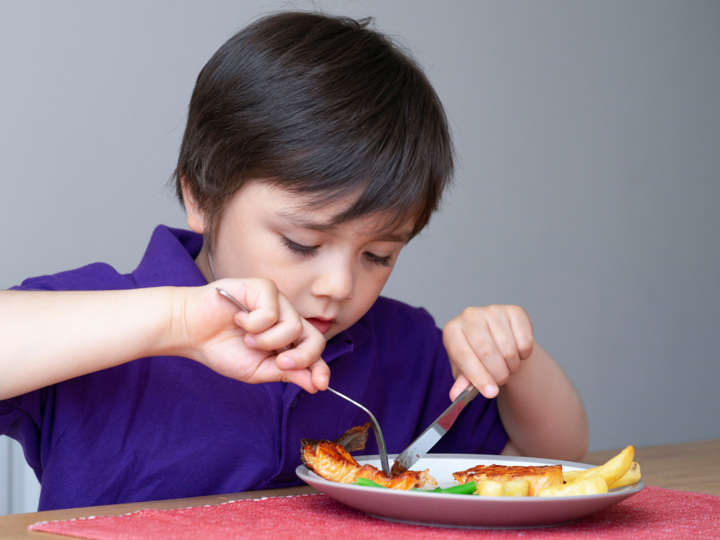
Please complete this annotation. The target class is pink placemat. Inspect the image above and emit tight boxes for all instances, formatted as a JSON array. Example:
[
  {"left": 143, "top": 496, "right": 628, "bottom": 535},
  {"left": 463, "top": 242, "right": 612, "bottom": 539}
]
[{"left": 30, "top": 487, "right": 720, "bottom": 539}]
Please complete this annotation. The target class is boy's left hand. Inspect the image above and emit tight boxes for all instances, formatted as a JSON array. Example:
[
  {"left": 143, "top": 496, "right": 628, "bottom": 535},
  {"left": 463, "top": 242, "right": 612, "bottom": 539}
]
[{"left": 443, "top": 305, "right": 534, "bottom": 401}]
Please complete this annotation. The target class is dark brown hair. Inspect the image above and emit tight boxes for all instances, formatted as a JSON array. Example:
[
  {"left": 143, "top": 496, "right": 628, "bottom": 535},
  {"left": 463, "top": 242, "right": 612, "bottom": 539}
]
[{"left": 174, "top": 11, "right": 454, "bottom": 249}]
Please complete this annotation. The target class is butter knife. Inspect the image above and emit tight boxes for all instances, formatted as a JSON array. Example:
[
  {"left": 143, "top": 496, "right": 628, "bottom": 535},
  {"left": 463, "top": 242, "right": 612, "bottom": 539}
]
[{"left": 391, "top": 385, "right": 479, "bottom": 474}]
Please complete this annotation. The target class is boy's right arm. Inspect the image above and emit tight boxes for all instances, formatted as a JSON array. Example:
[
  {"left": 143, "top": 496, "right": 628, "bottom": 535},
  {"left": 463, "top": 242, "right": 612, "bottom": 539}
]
[{"left": 0, "top": 279, "right": 328, "bottom": 401}]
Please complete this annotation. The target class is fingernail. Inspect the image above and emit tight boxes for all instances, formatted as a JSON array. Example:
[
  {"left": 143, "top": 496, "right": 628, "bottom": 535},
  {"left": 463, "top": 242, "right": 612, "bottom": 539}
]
[
  {"left": 483, "top": 384, "right": 498, "bottom": 398},
  {"left": 245, "top": 335, "right": 256, "bottom": 348},
  {"left": 279, "top": 356, "right": 294, "bottom": 369}
]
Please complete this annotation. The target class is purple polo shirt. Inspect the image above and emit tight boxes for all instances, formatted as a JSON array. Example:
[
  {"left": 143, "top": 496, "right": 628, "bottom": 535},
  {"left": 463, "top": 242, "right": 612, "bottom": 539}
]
[{"left": 1, "top": 225, "right": 507, "bottom": 511}]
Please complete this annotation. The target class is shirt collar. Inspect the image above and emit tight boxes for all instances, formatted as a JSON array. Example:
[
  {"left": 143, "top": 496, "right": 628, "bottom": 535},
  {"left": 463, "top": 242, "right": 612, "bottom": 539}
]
[
  {"left": 323, "top": 313, "right": 371, "bottom": 362},
  {"left": 131, "top": 225, "right": 207, "bottom": 288}
]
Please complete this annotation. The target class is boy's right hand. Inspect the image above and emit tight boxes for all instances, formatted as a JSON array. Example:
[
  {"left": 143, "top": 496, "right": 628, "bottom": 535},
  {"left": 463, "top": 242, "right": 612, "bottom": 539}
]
[{"left": 169, "top": 278, "right": 328, "bottom": 393}]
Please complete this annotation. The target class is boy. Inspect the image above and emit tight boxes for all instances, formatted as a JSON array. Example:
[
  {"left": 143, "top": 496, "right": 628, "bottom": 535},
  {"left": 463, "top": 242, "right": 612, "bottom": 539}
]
[{"left": 0, "top": 12, "right": 588, "bottom": 510}]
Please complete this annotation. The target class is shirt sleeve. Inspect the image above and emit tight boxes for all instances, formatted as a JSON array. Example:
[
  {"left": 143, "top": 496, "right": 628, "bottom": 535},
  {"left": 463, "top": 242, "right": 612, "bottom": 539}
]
[
  {"left": 0, "top": 392, "right": 46, "bottom": 481},
  {"left": 1, "top": 263, "right": 134, "bottom": 480}
]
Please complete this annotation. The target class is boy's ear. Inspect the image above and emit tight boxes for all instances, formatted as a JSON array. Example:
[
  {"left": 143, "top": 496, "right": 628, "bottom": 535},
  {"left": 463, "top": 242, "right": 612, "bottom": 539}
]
[{"left": 181, "top": 178, "right": 205, "bottom": 234}]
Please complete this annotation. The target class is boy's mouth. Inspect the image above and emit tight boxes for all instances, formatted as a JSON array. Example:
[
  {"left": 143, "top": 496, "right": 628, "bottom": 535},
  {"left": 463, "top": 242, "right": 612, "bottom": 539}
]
[{"left": 305, "top": 317, "right": 333, "bottom": 335}]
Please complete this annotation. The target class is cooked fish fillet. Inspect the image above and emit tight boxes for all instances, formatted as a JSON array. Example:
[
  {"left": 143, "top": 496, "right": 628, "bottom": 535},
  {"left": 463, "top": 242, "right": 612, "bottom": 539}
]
[
  {"left": 301, "top": 437, "right": 362, "bottom": 484},
  {"left": 300, "top": 423, "right": 436, "bottom": 490},
  {"left": 453, "top": 464, "right": 563, "bottom": 496}
]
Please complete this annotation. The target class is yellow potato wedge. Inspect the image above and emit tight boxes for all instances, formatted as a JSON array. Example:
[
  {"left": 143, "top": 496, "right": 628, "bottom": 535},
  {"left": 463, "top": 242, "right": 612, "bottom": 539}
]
[
  {"left": 475, "top": 479, "right": 531, "bottom": 497},
  {"left": 537, "top": 476, "right": 608, "bottom": 497},
  {"left": 569, "top": 446, "right": 634, "bottom": 486},
  {"left": 502, "top": 479, "right": 530, "bottom": 497},
  {"left": 608, "top": 462, "right": 641, "bottom": 488},
  {"left": 563, "top": 468, "right": 591, "bottom": 483},
  {"left": 476, "top": 480, "right": 505, "bottom": 496}
]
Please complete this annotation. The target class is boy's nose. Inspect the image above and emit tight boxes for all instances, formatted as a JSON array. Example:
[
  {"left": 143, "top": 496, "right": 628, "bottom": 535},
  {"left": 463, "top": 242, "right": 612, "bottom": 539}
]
[{"left": 311, "top": 262, "right": 354, "bottom": 301}]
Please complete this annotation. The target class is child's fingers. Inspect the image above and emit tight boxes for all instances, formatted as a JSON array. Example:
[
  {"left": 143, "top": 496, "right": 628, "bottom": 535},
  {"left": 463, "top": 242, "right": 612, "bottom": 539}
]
[
  {"left": 484, "top": 308, "right": 522, "bottom": 376},
  {"left": 274, "top": 319, "right": 326, "bottom": 372},
  {"left": 449, "top": 373, "right": 474, "bottom": 402},
  {"left": 278, "top": 366, "right": 325, "bottom": 394},
  {"left": 309, "top": 357, "right": 330, "bottom": 391},
  {"left": 210, "top": 278, "right": 283, "bottom": 335},
  {"left": 248, "top": 357, "right": 325, "bottom": 394},
  {"left": 455, "top": 310, "right": 511, "bottom": 385},
  {"left": 282, "top": 370, "right": 319, "bottom": 394},
  {"left": 508, "top": 306, "right": 534, "bottom": 360},
  {"left": 443, "top": 319, "right": 500, "bottom": 399},
  {"left": 227, "top": 278, "right": 283, "bottom": 334},
  {"left": 243, "top": 292, "right": 307, "bottom": 351}
]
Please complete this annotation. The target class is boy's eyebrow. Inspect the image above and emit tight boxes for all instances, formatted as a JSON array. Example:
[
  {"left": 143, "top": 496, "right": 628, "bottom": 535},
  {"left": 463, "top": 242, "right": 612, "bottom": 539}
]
[
  {"left": 276, "top": 211, "right": 412, "bottom": 243},
  {"left": 276, "top": 211, "right": 337, "bottom": 233},
  {"left": 372, "top": 230, "right": 413, "bottom": 243}
]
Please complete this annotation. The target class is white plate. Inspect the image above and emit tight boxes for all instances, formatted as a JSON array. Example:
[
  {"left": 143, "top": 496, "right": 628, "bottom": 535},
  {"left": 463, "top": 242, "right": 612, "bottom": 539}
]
[{"left": 296, "top": 454, "right": 645, "bottom": 529}]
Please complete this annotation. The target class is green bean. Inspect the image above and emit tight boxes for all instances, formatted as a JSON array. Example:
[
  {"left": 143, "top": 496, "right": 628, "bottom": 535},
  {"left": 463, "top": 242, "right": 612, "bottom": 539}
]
[
  {"left": 437, "top": 481, "right": 477, "bottom": 494},
  {"left": 355, "top": 477, "right": 477, "bottom": 494},
  {"left": 353, "top": 477, "right": 386, "bottom": 488},
  {"left": 413, "top": 481, "right": 477, "bottom": 495}
]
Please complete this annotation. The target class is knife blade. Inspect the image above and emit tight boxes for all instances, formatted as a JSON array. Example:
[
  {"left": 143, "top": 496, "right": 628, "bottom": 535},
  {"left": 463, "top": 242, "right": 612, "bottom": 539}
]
[{"left": 391, "top": 385, "right": 479, "bottom": 475}]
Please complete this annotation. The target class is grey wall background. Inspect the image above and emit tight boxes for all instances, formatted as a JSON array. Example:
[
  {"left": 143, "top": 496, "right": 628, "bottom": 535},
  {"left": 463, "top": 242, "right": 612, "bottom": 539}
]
[{"left": 1, "top": 0, "right": 719, "bottom": 514}]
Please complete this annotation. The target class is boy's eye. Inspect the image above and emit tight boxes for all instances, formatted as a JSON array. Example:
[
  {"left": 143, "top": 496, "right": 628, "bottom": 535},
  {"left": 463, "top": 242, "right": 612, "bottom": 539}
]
[
  {"left": 282, "top": 236, "right": 319, "bottom": 257},
  {"left": 364, "top": 252, "right": 395, "bottom": 268}
]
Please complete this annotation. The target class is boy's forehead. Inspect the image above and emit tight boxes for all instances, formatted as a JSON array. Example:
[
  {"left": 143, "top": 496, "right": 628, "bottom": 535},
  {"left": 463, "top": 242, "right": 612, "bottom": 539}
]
[
  {"left": 235, "top": 181, "right": 416, "bottom": 242},
  {"left": 276, "top": 205, "right": 415, "bottom": 243}
]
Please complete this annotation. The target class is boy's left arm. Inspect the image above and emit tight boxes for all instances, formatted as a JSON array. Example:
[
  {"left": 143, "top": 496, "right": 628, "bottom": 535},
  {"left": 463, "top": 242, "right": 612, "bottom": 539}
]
[{"left": 443, "top": 305, "right": 589, "bottom": 461}]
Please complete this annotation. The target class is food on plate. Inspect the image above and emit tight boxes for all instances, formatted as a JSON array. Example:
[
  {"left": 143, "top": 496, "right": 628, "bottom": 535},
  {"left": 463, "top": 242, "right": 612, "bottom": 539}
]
[
  {"left": 476, "top": 478, "right": 530, "bottom": 497},
  {"left": 447, "top": 446, "right": 640, "bottom": 497},
  {"left": 300, "top": 426, "right": 640, "bottom": 498},
  {"left": 354, "top": 478, "right": 386, "bottom": 488},
  {"left": 300, "top": 424, "right": 368, "bottom": 484},
  {"left": 431, "top": 482, "right": 478, "bottom": 495},
  {"left": 607, "top": 462, "right": 641, "bottom": 488},
  {"left": 563, "top": 446, "right": 635, "bottom": 487},
  {"left": 355, "top": 478, "right": 479, "bottom": 494},
  {"left": 563, "top": 461, "right": 641, "bottom": 488},
  {"left": 541, "top": 445, "right": 638, "bottom": 496},
  {"left": 475, "top": 480, "right": 504, "bottom": 497},
  {"left": 453, "top": 464, "right": 563, "bottom": 496},
  {"left": 300, "top": 423, "right": 437, "bottom": 490},
  {"left": 537, "top": 476, "right": 608, "bottom": 497}
]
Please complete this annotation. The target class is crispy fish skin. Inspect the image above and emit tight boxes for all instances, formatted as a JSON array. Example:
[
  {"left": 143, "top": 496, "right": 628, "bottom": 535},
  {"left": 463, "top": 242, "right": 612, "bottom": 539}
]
[
  {"left": 301, "top": 437, "right": 363, "bottom": 484},
  {"left": 300, "top": 423, "right": 370, "bottom": 483},
  {"left": 453, "top": 464, "right": 563, "bottom": 496},
  {"left": 300, "top": 424, "right": 436, "bottom": 490},
  {"left": 355, "top": 464, "right": 436, "bottom": 490}
]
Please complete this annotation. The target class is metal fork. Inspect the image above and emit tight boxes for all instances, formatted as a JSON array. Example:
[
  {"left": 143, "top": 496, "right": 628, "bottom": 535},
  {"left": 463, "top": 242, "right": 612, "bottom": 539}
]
[
  {"left": 326, "top": 387, "right": 390, "bottom": 476},
  {"left": 216, "top": 288, "right": 391, "bottom": 476}
]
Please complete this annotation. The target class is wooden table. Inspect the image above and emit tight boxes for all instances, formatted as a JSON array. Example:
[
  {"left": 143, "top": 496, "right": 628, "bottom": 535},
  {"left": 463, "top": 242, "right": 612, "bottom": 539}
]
[{"left": 1, "top": 439, "right": 718, "bottom": 539}]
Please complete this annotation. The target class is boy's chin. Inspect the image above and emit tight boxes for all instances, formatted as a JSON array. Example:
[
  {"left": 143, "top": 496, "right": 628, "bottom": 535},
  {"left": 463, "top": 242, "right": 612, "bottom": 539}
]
[
  {"left": 323, "top": 327, "right": 340, "bottom": 340},
  {"left": 322, "top": 324, "right": 347, "bottom": 341}
]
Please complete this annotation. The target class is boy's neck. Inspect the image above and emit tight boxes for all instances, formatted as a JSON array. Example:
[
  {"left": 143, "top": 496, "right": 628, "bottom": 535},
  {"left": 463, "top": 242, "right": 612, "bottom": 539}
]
[{"left": 194, "top": 240, "right": 214, "bottom": 284}]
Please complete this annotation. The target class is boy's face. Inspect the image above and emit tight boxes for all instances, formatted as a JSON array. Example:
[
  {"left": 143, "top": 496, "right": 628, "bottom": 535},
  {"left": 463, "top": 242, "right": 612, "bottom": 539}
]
[{"left": 185, "top": 181, "right": 412, "bottom": 340}]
